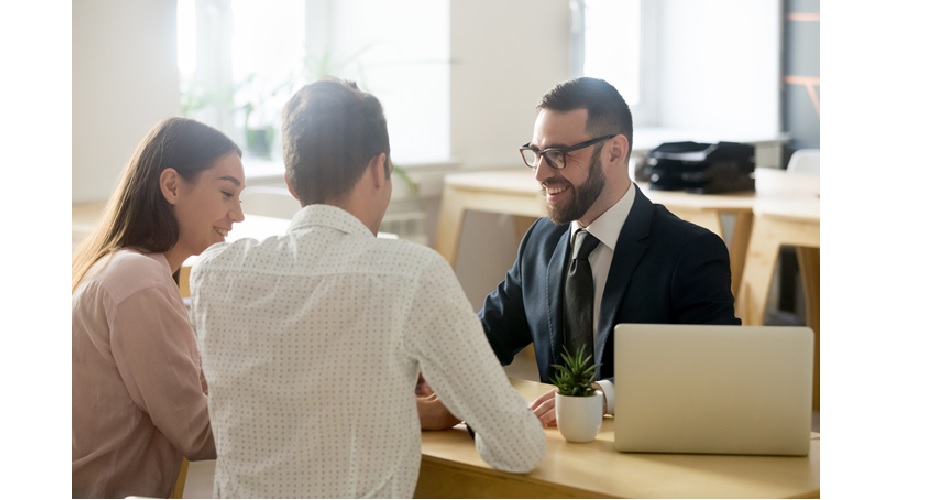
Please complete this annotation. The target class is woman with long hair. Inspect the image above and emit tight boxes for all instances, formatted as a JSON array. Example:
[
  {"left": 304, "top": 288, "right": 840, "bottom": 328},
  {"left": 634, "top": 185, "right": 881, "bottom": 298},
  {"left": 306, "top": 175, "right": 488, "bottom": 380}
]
[{"left": 72, "top": 117, "right": 245, "bottom": 498}]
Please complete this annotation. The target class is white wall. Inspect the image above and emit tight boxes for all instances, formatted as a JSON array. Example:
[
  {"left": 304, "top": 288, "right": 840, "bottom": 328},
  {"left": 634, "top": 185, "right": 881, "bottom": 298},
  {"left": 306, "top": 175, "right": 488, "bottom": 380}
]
[
  {"left": 656, "top": 0, "right": 780, "bottom": 139},
  {"left": 72, "top": 0, "right": 181, "bottom": 202},
  {"left": 450, "top": 0, "right": 571, "bottom": 170},
  {"left": 71, "top": 0, "right": 781, "bottom": 196}
]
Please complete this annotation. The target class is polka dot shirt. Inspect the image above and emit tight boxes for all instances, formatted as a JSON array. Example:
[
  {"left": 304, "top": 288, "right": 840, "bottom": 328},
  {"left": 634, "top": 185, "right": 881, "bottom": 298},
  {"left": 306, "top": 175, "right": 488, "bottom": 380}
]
[{"left": 190, "top": 205, "right": 545, "bottom": 498}]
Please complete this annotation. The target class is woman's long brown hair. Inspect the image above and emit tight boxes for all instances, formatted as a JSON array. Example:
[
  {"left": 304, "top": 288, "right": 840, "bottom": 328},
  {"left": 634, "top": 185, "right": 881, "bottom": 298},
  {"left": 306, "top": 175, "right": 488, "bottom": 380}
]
[{"left": 72, "top": 117, "right": 240, "bottom": 292}]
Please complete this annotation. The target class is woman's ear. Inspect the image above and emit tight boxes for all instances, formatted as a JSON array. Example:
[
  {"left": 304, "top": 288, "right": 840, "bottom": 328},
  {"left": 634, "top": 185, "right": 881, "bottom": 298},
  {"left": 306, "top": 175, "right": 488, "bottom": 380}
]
[{"left": 160, "top": 168, "right": 180, "bottom": 205}]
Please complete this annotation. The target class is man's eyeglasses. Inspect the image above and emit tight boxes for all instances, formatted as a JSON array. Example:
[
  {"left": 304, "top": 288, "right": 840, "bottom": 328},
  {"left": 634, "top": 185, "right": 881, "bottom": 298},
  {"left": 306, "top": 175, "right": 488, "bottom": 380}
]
[{"left": 519, "top": 134, "right": 617, "bottom": 170}]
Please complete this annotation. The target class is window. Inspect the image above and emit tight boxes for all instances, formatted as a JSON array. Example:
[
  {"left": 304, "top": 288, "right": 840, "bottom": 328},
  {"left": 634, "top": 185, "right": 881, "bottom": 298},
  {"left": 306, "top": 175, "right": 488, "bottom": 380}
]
[
  {"left": 177, "top": 0, "right": 450, "bottom": 165},
  {"left": 570, "top": 0, "right": 656, "bottom": 126}
]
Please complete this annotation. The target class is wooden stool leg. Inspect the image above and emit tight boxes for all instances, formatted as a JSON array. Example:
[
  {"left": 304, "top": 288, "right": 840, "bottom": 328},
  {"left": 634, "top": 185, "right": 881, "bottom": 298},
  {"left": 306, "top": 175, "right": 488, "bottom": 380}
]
[{"left": 171, "top": 457, "right": 190, "bottom": 499}]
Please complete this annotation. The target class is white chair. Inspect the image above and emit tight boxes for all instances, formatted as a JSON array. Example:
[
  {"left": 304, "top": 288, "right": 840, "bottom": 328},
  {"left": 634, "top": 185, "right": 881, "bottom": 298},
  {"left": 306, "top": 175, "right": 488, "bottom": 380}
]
[
  {"left": 786, "top": 149, "right": 820, "bottom": 175},
  {"left": 755, "top": 149, "right": 820, "bottom": 198}
]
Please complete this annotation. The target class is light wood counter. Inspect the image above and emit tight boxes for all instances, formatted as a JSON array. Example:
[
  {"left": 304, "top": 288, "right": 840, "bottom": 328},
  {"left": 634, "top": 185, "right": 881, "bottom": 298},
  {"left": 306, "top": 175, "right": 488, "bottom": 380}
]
[
  {"left": 435, "top": 170, "right": 756, "bottom": 298},
  {"left": 416, "top": 378, "right": 820, "bottom": 499},
  {"left": 737, "top": 198, "right": 821, "bottom": 409}
]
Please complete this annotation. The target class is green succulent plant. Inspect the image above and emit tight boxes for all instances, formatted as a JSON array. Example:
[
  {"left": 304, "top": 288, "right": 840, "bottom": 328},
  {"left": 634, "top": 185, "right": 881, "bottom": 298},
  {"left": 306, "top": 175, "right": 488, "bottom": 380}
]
[{"left": 552, "top": 345, "right": 601, "bottom": 397}]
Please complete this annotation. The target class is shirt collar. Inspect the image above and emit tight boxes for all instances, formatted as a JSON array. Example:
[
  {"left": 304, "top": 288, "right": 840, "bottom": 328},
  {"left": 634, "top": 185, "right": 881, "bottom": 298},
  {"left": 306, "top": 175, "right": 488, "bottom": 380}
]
[
  {"left": 570, "top": 182, "right": 635, "bottom": 251},
  {"left": 289, "top": 204, "right": 374, "bottom": 238}
]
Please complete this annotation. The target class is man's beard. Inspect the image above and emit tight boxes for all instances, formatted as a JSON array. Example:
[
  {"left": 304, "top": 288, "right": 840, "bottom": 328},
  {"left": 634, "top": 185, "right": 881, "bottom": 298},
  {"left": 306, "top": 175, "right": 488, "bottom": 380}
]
[{"left": 545, "top": 152, "right": 606, "bottom": 225}]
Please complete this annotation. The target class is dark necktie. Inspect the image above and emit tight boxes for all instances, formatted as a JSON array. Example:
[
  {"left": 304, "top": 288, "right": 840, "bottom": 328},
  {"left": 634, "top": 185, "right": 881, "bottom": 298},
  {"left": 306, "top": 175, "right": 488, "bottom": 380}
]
[{"left": 564, "top": 229, "right": 600, "bottom": 360}]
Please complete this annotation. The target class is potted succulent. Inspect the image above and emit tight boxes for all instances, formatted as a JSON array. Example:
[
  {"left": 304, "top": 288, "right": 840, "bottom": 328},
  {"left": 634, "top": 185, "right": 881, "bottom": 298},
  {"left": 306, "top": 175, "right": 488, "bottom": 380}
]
[{"left": 552, "top": 345, "right": 603, "bottom": 443}]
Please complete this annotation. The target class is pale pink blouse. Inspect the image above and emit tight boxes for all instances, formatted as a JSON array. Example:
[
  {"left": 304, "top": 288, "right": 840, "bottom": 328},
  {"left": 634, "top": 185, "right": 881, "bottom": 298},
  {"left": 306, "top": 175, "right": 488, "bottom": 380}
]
[{"left": 72, "top": 249, "right": 215, "bottom": 498}]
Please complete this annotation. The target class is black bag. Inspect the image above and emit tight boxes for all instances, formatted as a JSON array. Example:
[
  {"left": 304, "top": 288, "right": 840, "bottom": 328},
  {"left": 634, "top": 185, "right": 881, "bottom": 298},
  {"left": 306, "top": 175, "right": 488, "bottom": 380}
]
[{"left": 643, "top": 141, "right": 755, "bottom": 194}]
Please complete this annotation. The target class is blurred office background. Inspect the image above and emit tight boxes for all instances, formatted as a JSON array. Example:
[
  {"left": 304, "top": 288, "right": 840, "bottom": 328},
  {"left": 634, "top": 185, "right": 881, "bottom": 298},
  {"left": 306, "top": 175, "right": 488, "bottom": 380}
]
[{"left": 73, "top": 0, "right": 819, "bottom": 321}]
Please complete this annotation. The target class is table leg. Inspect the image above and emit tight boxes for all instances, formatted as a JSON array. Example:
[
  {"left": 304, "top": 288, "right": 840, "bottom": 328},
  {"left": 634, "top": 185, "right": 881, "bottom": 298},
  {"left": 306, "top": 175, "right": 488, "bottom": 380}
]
[
  {"left": 434, "top": 186, "right": 466, "bottom": 268},
  {"left": 797, "top": 247, "right": 820, "bottom": 411},
  {"left": 727, "top": 212, "right": 754, "bottom": 303},
  {"left": 736, "top": 217, "right": 781, "bottom": 326}
]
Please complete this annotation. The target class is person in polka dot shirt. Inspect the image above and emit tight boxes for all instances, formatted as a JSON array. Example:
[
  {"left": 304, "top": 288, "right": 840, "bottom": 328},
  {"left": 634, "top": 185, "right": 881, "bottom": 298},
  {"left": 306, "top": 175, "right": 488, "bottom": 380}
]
[{"left": 190, "top": 77, "right": 545, "bottom": 498}]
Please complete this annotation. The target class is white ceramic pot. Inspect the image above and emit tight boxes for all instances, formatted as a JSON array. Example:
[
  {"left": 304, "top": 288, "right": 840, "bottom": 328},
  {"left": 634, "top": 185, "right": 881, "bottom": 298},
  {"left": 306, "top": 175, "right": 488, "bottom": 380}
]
[{"left": 555, "top": 392, "right": 603, "bottom": 443}]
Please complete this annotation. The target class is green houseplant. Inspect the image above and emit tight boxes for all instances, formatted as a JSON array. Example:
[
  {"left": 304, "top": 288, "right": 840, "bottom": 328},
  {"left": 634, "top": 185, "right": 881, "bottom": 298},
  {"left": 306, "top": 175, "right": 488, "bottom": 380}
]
[
  {"left": 552, "top": 345, "right": 603, "bottom": 443},
  {"left": 552, "top": 345, "right": 599, "bottom": 397}
]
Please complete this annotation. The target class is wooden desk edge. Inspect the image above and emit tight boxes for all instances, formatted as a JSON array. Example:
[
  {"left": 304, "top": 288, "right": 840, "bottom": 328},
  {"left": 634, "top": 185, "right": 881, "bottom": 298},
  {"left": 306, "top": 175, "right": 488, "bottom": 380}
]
[{"left": 416, "top": 453, "right": 612, "bottom": 499}]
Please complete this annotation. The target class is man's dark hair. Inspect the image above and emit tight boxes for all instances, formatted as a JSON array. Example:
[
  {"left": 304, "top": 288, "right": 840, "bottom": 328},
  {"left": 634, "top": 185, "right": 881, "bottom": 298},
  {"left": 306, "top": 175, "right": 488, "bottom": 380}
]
[
  {"left": 282, "top": 77, "right": 391, "bottom": 204},
  {"left": 538, "top": 77, "right": 633, "bottom": 152}
]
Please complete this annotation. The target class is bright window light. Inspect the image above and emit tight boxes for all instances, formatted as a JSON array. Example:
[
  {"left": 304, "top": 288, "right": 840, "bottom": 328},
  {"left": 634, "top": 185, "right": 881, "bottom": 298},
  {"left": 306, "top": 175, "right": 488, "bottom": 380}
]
[
  {"left": 581, "top": 0, "right": 641, "bottom": 105},
  {"left": 176, "top": 0, "right": 449, "bottom": 165}
]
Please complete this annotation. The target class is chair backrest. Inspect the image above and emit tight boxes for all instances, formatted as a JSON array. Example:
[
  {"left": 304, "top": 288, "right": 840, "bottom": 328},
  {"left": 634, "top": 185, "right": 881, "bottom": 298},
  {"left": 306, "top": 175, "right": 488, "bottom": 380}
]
[
  {"left": 240, "top": 185, "right": 301, "bottom": 219},
  {"left": 786, "top": 149, "right": 820, "bottom": 175}
]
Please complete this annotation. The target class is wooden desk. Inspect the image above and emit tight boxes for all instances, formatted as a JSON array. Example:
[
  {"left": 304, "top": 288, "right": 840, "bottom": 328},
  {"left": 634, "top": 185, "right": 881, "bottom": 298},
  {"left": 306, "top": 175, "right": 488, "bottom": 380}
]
[
  {"left": 417, "top": 378, "right": 820, "bottom": 499},
  {"left": 435, "top": 170, "right": 755, "bottom": 297},
  {"left": 737, "top": 198, "right": 821, "bottom": 409}
]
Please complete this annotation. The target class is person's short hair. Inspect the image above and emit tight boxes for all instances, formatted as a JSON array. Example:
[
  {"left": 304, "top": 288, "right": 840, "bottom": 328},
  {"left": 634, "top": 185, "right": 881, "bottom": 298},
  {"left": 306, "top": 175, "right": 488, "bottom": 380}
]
[
  {"left": 281, "top": 77, "right": 391, "bottom": 204},
  {"left": 538, "top": 77, "right": 634, "bottom": 152}
]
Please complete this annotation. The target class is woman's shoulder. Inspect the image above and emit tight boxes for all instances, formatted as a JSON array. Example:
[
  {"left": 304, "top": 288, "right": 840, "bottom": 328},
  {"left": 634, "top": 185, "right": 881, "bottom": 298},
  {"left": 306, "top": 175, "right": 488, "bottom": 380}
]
[{"left": 81, "top": 249, "right": 174, "bottom": 298}]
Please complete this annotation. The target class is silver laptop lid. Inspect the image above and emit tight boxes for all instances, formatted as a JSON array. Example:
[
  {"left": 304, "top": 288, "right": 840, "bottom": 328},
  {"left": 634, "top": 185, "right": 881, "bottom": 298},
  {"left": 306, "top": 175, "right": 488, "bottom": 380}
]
[{"left": 612, "top": 324, "right": 813, "bottom": 456}]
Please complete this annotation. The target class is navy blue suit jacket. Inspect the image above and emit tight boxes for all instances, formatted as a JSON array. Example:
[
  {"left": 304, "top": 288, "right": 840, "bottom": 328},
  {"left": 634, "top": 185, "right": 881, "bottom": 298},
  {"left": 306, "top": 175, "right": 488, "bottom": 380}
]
[{"left": 478, "top": 184, "right": 741, "bottom": 383}]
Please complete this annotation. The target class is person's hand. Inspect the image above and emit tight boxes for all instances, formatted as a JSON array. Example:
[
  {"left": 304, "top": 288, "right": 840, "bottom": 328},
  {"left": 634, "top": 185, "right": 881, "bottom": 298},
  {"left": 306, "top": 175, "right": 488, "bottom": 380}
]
[
  {"left": 530, "top": 384, "right": 607, "bottom": 427},
  {"left": 416, "top": 392, "right": 462, "bottom": 431},
  {"left": 529, "top": 388, "right": 558, "bottom": 427},
  {"left": 415, "top": 372, "right": 434, "bottom": 397}
]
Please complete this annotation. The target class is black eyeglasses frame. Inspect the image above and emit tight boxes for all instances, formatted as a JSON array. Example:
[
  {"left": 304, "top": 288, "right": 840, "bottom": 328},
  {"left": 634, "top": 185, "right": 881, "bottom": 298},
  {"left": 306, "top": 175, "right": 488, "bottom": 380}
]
[{"left": 519, "top": 134, "right": 617, "bottom": 170}]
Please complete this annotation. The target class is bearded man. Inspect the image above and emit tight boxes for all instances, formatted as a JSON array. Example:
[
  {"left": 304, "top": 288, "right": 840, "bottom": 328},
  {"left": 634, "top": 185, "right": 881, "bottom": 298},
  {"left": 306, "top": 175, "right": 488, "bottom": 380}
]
[{"left": 472, "top": 77, "right": 741, "bottom": 427}]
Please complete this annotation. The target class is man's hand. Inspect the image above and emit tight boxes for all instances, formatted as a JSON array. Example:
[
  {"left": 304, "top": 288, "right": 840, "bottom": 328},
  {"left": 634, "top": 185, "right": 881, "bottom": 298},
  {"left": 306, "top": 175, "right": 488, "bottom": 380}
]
[
  {"left": 415, "top": 372, "right": 433, "bottom": 397},
  {"left": 416, "top": 392, "right": 462, "bottom": 431},
  {"left": 529, "top": 388, "right": 558, "bottom": 427},
  {"left": 529, "top": 384, "right": 607, "bottom": 427},
  {"left": 415, "top": 373, "right": 461, "bottom": 431}
]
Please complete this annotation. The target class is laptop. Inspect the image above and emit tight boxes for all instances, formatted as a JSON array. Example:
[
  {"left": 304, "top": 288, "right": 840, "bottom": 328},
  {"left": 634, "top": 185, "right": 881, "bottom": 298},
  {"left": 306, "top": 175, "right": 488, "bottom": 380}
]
[{"left": 612, "top": 324, "right": 813, "bottom": 456}]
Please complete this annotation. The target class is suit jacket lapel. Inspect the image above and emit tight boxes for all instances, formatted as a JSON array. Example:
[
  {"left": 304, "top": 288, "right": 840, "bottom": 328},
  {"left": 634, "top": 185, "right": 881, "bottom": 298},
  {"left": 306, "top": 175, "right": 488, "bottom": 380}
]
[
  {"left": 545, "top": 229, "right": 571, "bottom": 377},
  {"left": 594, "top": 185, "right": 654, "bottom": 373}
]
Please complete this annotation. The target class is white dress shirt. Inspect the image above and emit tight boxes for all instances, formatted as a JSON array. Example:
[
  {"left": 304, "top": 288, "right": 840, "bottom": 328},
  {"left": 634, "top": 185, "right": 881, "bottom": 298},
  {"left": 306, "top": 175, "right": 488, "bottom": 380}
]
[
  {"left": 190, "top": 205, "right": 545, "bottom": 498},
  {"left": 568, "top": 182, "right": 636, "bottom": 415}
]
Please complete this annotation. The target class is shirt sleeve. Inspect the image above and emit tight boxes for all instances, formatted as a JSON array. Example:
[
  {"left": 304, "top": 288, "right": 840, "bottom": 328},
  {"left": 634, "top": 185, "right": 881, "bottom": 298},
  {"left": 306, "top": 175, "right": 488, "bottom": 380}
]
[
  {"left": 405, "top": 257, "right": 545, "bottom": 473},
  {"left": 110, "top": 285, "right": 216, "bottom": 460},
  {"left": 598, "top": 379, "right": 614, "bottom": 415}
]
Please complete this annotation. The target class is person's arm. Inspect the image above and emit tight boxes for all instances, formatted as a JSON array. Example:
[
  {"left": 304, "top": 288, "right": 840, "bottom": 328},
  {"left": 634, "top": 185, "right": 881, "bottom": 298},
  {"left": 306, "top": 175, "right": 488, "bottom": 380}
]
[
  {"left": 408, "top": 258, "right": 545, "bottom": 473},
  {"left": 111, "top": 285, "right": 216, "bottom": 460},
  {"left": 477, "top": 220, "right": 541, "bottom": 365},
  {"left": 671, "top": 232, "right": 741, "bottom": 325}
]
